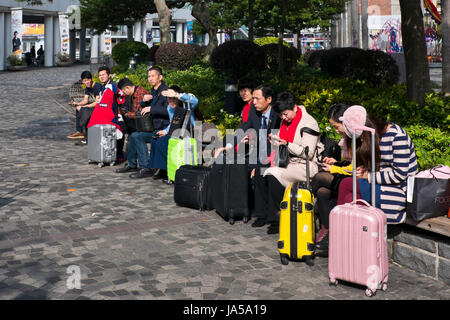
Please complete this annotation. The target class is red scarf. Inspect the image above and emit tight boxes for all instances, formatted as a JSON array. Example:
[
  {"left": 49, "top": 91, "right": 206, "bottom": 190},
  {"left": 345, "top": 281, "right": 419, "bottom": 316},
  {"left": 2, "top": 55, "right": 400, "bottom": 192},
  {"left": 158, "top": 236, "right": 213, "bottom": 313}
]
[
  {"left": 279, "top": 105, "right": 303, "bottom": 142},
  {"left": 265, "top": 106, "right": 303, "bottom": 166},
  {"left": 242, "top": 100, "right": 253, "bottom": 123}
]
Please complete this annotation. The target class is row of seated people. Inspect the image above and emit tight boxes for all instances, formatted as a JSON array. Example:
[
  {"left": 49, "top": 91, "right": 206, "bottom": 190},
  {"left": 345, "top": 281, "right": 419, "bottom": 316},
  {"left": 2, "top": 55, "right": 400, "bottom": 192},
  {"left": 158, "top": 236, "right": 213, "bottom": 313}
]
[{"left": 68, "top": 66, "right": 418, "bottom": 258}]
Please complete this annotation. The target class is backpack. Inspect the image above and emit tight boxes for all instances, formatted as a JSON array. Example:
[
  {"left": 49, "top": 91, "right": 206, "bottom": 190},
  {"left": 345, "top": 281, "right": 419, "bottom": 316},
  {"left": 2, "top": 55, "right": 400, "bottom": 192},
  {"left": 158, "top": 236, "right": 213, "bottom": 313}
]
[{"left": 300, "top": 127, "right": 341, "bottom": 162}]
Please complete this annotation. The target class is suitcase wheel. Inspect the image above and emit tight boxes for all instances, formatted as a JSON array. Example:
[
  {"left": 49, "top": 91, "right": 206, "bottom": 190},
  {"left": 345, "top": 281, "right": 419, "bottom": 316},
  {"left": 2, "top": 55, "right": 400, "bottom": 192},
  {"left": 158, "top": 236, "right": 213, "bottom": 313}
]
[
  {"left": 304, "top": 255, "right": 314, "bottom": 266},
  {"left": 365, "top": 288, "right": 376, "bottom": 297},
  {"left": 329, "top": 279, "right": 338, "bottom": 287},
  {"left": 98, "top": 162, "right": 104, "bottom": 168},
  {"left": 243, "top": 216, "right": 249, "bottom": 224},
  {"left": 280, "top": 254, "right": 289, "bottom": 265},
  {"left": 229, "top": 218, "right": 235, "bottom": 225},
  {"left": 381, "top": 283, "right": 387, "bottom": 292}
]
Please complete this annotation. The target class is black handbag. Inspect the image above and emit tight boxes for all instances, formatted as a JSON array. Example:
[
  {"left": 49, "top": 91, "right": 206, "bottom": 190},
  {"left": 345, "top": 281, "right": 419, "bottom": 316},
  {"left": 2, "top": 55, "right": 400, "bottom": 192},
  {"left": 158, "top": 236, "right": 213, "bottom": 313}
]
[
  {"left": 406, "top": 166, "right": 450, "bottom": 222},
  {"left": 276, "top": 144, "right": 289, "bottom": 168},
  {"left": 135, "top": 109, "right": 154, "bottom": 132}
]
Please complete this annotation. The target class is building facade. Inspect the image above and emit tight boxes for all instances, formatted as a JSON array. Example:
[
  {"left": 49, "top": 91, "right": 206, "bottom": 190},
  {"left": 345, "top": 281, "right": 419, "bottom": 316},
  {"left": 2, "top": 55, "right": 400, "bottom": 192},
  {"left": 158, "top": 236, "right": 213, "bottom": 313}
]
[{"left": 0, "top": 1, "right": 219, "bottom": 71}]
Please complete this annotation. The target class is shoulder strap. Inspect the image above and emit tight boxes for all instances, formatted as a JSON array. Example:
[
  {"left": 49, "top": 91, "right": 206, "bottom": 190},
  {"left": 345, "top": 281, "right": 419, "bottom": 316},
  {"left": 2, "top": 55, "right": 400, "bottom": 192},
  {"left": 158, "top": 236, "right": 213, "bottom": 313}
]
[{"left": 300, "top": 127, "right": 320, "bottom": 138}]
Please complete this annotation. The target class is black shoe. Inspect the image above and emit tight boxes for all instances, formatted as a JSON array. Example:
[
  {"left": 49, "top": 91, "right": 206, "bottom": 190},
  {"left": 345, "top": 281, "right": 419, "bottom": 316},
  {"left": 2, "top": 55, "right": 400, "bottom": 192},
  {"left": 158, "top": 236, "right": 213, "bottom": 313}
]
[
  {"left": 315, "top": 233, "right": 329, "bottom": 257},
  {"left": 152, "top": 169, "right": 168, "bottom": 180},
  {"left": 251, "top": 218, "right": 266, "bottom": 228},
  {"left": 129, "top": 168, "right": 155, "bottom": 179},
  {"left": 115, "top": 164, "right": 138, "bottom": 173},
  {"left": 267, "top": 223, "right": 279, "bottom": 235},
  {"left": 74, "top": 139, "right": 87, "bottom": 146}
]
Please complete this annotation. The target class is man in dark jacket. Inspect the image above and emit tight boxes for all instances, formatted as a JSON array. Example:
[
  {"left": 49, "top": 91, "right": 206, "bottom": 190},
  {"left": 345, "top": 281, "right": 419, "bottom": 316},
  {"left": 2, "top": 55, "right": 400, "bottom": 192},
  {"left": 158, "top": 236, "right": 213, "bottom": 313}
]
[
  {"left": 214, "top": 84, "right": 281, "bottom": 170},
  {"left": 116, "top": 66, "right": 170, "bottom": 178}
]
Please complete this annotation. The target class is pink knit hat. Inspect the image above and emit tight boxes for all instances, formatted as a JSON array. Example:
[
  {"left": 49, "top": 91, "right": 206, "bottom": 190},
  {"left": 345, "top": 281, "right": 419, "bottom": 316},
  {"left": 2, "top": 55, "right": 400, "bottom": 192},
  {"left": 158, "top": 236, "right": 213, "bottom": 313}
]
[{"left": 339, "top": 105, "right": 367, "bottom": 138}]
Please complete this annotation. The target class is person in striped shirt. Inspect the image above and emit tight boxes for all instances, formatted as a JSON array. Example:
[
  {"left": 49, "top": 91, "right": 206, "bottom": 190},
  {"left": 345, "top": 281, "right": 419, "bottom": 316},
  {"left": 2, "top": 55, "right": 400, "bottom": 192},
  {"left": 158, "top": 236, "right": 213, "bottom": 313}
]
[{"left": 337, "top": 105, "right": 418, "bottom": 224}]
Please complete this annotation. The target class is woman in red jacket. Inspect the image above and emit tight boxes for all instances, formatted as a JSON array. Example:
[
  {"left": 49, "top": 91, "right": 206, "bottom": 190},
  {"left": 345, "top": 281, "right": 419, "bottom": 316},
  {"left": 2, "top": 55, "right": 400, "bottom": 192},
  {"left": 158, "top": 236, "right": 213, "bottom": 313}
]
[{"left": 238, "top": 78, "right": 257, "bottom": 123}]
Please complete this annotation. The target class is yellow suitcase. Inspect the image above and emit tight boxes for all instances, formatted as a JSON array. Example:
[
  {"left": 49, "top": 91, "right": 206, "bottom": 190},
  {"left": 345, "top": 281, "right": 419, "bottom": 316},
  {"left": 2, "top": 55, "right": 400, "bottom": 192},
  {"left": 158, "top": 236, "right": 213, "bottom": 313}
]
[{"left": 277, "top": 146, "right": 315, "bottom": 266}]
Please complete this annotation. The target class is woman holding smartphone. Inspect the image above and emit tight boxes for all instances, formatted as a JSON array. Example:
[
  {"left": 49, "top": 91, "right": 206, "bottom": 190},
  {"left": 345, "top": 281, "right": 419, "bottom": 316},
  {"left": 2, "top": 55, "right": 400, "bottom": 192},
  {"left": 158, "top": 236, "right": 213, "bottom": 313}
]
[{"left": 251, "top": 91, "right": 321, "bottom": 234}]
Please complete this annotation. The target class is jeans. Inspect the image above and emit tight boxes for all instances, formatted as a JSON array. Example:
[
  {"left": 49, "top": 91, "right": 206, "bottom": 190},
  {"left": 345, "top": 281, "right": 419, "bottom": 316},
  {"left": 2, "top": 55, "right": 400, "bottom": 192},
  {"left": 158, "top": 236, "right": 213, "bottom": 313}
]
[
  {"left": 148, "top": 135, "right": 170, "bottom": 170},
  {"left": 126, "top": 131, "right": 158, "bottom": 168},
  {"left": 75, "top": 110, "right": 82, "bottom": 132}
]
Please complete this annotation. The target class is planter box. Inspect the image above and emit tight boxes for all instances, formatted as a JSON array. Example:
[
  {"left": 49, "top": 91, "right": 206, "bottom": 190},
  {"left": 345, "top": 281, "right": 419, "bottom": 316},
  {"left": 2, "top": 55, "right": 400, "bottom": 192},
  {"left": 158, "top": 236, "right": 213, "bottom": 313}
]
[
  {"left": 7, "top": 65, "right": 27, "bottom": 71},
  {"left": 56, "top": 61, "right": 73, "bottom": 67}
]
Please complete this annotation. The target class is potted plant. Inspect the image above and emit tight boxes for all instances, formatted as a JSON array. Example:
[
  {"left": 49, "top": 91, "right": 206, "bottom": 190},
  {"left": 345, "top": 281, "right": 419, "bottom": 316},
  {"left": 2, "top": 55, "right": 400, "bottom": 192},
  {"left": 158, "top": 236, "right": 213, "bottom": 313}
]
[
  {"left": 55, "top": 52, "right": 72, "bottom": 66},
  {"left": 6, "top": 54, "right": 27, "bottom": 71}
]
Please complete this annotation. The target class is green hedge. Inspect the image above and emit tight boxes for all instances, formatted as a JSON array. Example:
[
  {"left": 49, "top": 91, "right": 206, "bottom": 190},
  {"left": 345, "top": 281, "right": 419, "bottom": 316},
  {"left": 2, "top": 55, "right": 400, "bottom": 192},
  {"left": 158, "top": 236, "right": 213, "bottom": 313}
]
[
  {"left": 109, "top": 62, "right": 449, "bottom": 170},
  {"left": 254, "top": 36, "right": 290, "bottom": 47}
]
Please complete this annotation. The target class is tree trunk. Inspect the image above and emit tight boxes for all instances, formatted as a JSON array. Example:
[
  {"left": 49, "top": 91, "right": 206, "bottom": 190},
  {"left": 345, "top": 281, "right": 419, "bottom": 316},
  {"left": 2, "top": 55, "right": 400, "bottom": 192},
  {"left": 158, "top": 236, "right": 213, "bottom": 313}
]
[
  {"left": 399, "top": 0, "right": 431, "bottom": 106},
  {"left": 443, "top": 0, "right": 450, "bottom": 94},
  {"left": 330, "top": 17, "right": 338, "bottom": 48},
  {"left": 191, "top": 0, "right": 218, "bottom": 61},
  {"left": 154, "top": 0, "right": 172, "bottom": 45},
  {"left": 278, "top": 0, "right": 287, "bottom": 78},
  {"left": 350, "top": 0, "right": 360, "bottom": 47},
  {"left": 361, "top": 0, "right": 369, "bottom": 49},
  {"left": 248, "top": 0, "right": 254, "bottom": 41}
]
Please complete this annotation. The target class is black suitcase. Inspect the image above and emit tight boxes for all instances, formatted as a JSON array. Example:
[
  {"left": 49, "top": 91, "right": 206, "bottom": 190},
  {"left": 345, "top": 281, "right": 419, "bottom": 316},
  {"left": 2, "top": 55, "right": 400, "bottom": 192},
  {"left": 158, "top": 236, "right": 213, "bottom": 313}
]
[
  {"left": 210, "top": 163, "right": 250, "bottom": 225},
  {"left": 174, "top": 165, "right": 213, "bottom": 211}
]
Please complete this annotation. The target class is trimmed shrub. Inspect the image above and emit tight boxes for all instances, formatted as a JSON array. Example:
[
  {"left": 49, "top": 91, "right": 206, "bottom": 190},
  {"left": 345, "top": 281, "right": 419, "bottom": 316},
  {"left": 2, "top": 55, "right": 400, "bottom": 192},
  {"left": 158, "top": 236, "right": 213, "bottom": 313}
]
[
  {"left": 261, "top": 43, "right": 300, "bottom": 73},
  {"left": 111, "top": 40, "right": 151, "bottom": 72},
  {"left": 210, "top": 39, "right": 266, "bottom": 80},
  {"left": 155, "top": 42, "right": 200, "bottom": 70},
  {"left": 364, "top": 49, "right": 399, "bottom": 85},
  {"left": 305, "top": 49, "right": 326, "bottom": 68},
  {"left": 318, "top": 47, "right": 399, "bottom": 85},
  {"left": 187, "top": 43, "right": 202, "bottom": 56},
  {"left": 254, "top": 36, "right": 290, "bottom": 47}
]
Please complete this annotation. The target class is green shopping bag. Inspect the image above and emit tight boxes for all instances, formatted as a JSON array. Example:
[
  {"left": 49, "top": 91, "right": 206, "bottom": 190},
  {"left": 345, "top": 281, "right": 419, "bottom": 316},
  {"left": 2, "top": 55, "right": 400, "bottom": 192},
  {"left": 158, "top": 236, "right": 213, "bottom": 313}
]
[{"left": 167, "top": 137, "right": 198, "bottom": 182}]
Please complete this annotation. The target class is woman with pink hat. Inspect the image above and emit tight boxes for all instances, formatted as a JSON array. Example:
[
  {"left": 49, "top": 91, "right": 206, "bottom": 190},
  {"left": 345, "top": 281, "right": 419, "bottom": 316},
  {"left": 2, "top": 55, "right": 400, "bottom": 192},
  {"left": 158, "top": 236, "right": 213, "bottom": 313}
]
[
  {"left": 313, "top": 105, "right": 381, "bottom": 256},
  {"left": 336, "top": 105, "right": 418, "bottom": 224}
]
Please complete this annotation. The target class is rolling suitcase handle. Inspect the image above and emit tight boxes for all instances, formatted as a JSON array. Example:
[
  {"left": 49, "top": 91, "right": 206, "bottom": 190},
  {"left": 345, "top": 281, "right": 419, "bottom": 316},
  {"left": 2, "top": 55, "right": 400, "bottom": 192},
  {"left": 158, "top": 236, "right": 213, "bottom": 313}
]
[
  {"left": 304, "top": 146, "right": 311, "bottom": 191},
  {"left": 351, "top": 126, "right": 376, "bottom": 206},
  {"left": 179, "top": 100, "right": 193, "bottom": 139}
]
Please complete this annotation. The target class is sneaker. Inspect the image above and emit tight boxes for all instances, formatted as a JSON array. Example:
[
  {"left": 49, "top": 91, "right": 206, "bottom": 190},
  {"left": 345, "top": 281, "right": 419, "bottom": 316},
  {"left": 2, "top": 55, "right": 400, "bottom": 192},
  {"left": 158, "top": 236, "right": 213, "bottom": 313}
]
[
  {"left": 316, "top": 224, "right": 328, "bottom": 243},
  {"left": 315, "top": 233, "right": 329, "bottom": 257},
  {"left": 251, "top": 218, "right": 266, "bottom": 228},
  {"left": 67, "top": 131, "right": 84, "bottom": 139},
  {"left": 74, "top": 139, "right": 87, "bottom": 146},
  {"left": 152, "top": 169, "right": 168, "bottom": 180},
  {"left": 115, "top": 164, "right": 138, "bottom": 173},
  {"left": 129, "top": 168, "right": 155, "bottom": 179}
]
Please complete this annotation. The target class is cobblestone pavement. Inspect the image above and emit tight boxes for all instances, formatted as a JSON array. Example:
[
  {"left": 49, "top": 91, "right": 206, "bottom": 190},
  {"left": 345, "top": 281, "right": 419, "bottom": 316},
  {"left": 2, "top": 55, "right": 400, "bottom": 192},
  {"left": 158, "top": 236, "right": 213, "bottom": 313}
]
[{"left": 0, "top": 65, "right": 448, "bottom": 301}]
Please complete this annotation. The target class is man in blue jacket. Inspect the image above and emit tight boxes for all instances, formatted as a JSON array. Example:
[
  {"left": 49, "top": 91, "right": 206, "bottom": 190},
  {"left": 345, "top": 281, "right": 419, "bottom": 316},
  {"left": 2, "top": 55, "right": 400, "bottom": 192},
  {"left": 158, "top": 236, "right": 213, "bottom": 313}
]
[{"left": 116, "top": 66, "right": 170, "bottom": 178}]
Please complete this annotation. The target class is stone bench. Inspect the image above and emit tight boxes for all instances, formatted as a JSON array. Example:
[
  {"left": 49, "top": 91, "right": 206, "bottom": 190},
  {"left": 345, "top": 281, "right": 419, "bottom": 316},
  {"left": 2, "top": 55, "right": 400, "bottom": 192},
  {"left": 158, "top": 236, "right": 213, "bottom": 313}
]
[{"left": 388, "top": 215, "right": 450, "bottom": 285}]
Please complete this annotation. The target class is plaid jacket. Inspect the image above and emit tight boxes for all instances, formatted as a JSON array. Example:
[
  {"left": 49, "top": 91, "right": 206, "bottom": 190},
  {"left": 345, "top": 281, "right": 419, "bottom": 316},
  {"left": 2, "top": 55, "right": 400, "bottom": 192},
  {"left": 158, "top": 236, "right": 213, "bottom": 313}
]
[{"left": 126, "top": 86, "right": 149, "bottom": 119}]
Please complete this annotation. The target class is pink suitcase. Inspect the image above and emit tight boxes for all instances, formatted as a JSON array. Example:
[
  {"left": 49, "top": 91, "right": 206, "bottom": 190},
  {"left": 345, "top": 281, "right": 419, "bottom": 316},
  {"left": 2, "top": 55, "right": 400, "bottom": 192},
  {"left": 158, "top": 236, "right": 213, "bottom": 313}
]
[{"left": 328, "top": 126, "right": 388, "bottom": 297}]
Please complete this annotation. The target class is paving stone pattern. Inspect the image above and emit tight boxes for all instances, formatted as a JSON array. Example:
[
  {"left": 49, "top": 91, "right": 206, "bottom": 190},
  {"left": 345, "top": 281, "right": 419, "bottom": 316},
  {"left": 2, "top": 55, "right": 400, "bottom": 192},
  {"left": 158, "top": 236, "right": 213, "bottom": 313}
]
[{"left": 0, "top": 65, "right": 448, "bottom": 300}]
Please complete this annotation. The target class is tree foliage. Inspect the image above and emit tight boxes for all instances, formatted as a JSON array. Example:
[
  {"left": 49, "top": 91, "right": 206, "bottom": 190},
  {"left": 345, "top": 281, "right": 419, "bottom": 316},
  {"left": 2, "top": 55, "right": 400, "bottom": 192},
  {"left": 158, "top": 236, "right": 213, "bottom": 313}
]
[{"left": 79, "top": 0, "right": 184, "bottom": 35}]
